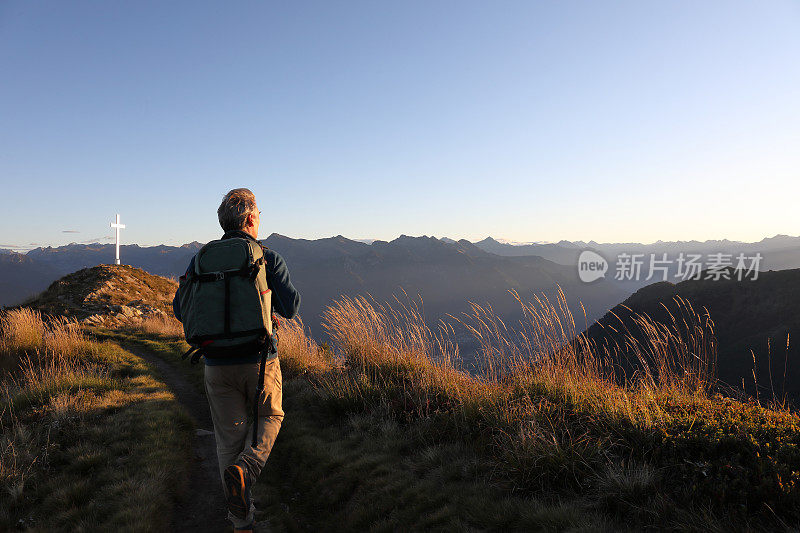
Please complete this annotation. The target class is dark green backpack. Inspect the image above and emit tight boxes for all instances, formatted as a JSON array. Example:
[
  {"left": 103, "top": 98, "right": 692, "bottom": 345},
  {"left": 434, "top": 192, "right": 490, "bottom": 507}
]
[
  {"left": 179, "top": 236, "right": 279, "bottom": 447},
  {"left": 178, "top": 237, "right": 274, "bottom": 362}
]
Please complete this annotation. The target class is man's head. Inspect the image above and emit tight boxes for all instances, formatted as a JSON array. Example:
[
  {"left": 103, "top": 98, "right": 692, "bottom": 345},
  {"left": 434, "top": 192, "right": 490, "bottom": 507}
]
[{"left": 218, "top": 188, "right": 260, "bottom": 239}]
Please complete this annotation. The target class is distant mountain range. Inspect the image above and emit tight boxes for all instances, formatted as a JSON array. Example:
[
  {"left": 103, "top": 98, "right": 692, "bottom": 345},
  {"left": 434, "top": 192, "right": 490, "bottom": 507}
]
[
  {"left": 4, "top": 234, "right": 800, "bottom": 354},
  {"left": 0, "top": 235, "right": 626, "bottom": 337},
  {"left": 473, "top": 235, "right": 800, "bottom": 297},
  {"left": 474, "top": 237, "right": 585, "bottom": 265},
  {"left": 0, "top": 242, "right": 202, "bottom": 306},
  {"left": 473, "top": 235, "right": 800, "bottom": 270},
  {"left": 25, "top": 241, "right": 203, "bottom": 278},
  {"left": 259, "top": 234, "right": 625, "bottom": 337}
]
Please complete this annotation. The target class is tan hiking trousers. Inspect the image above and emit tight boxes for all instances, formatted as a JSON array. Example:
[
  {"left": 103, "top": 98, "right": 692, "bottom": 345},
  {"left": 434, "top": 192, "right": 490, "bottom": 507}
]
[{"left": 204, "top": 357, "right": 284, "bottom": 528}]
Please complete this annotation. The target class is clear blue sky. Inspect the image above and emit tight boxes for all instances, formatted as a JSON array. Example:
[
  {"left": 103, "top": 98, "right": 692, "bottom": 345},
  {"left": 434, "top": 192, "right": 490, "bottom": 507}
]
[{"left": 1, "top": 1, "right": 798, "bottom": 250}]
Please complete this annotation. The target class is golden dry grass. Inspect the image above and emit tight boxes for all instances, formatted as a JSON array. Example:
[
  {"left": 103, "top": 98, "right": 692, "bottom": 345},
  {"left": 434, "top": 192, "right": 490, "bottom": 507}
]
[
  {"left": 0, "top": 308, "right": 191, "bottom": 530},
  {"left": 126, "top": 313, "right": 185, "bottom": 339},
  {"left": 276, "top": 289, "right": 799, "bottom": 526},
  {"left": 305, "top": 288, "right": 718, "bottom": 430},
  {"left": 0, "top": 308, "right": 99, "bottom": 375}
]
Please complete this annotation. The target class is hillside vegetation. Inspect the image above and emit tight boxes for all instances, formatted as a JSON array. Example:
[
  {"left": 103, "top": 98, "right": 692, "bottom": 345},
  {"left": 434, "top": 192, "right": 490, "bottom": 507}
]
[
  {"left": 270, "top": 293, "right": 799, "bottom": 530},
  {"left": 116, "top": 295, "right": 799, "bottom": 530},
  {"left": 0, "top": 307, "right": 192, "bottom": 531},
  {"left": 3, "top": 265, "right": 799, "bottom": 531}
]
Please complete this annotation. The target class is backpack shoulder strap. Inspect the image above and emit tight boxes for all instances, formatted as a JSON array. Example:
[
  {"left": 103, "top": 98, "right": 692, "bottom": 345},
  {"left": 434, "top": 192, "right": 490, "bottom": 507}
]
[{"left": 257, "top": 243, "right": 271, "bottom": 272}]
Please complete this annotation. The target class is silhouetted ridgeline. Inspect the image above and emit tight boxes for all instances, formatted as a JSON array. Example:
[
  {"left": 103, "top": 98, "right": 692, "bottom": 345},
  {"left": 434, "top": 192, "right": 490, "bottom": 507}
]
[
  {"left": 474, "top": 234, "right": 800, "bottom": 270},
  {"left": 26, "top": 241, "right": 203, "bottom": 277}
]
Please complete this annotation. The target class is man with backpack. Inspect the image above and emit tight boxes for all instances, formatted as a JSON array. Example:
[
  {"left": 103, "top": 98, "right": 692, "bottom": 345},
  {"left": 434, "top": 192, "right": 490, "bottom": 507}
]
[{"left": 173, "top": 188, "right": 301, "bottom": 533}]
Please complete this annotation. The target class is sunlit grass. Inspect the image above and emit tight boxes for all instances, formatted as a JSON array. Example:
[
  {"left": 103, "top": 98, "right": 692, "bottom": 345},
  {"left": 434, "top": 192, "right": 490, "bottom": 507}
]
[
  {"left": 0, "top": 308, "right": 192, "bottom": 530},
  {"left": 126, "top": 313, "right": 185, "bottom": 339},
  {"left": 275, "top": 289, "right": 800, "bottom": 527}
]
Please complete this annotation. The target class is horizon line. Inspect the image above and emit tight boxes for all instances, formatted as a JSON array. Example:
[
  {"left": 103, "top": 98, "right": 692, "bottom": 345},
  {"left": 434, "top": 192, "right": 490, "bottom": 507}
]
[{"left": 2, "top": 232, "right": 798, "bottom": 254}]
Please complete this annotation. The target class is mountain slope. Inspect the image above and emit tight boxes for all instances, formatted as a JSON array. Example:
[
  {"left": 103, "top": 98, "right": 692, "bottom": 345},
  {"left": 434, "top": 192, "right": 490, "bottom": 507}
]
[
  {"left": 585, "top": 268, "right": 800, "bottom": 402},
  {"left": 6, "top": 259, "right": 798, "bottom": 530},
  {"left": 474, "top": 237, "right": 585, "bottom": 264},
  {"left": 264, "top": 233, "right": 626, "bottom": 336},
  {"left": 0, "top": 251, "right": 61, "bottom": 307}
]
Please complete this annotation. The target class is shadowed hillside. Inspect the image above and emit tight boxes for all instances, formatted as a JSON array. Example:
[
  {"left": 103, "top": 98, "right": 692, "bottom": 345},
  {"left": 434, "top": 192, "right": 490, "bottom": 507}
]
[
  {"left": 0, "top": 251, "right": 60, "bottom": 307},
  {"left": 586, "top": 267, "right": 800, "bottom": 404},
  {"left": 263, "top": 233, "right": 626, "bottom": 338}
]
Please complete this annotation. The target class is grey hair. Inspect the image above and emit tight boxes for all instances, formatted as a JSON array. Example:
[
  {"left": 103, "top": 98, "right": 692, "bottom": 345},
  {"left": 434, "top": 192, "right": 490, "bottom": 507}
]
[{"left": 217, "top": 188, "right": 258, "bottom": 231}]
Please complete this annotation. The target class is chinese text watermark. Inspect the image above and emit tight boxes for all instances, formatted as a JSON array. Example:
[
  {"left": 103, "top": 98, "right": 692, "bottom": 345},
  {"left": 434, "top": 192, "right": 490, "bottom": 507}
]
[{"left": 578, "top": 251, "right": 762, "bottom": 283}]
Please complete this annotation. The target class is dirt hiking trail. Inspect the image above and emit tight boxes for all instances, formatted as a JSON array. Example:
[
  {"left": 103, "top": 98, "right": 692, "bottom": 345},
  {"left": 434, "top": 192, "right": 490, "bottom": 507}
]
[{"left": 124, "top": 345, "right": 235, "bottom": 532}]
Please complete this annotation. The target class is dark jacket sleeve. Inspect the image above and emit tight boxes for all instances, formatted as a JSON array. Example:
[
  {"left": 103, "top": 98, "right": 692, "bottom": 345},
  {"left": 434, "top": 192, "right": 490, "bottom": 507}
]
[
  {"left": 265, "top": 250, "right": 301, "bottom": 319},
  {"left": 172, "top": 256, "right": 195, "bottom": 323}
]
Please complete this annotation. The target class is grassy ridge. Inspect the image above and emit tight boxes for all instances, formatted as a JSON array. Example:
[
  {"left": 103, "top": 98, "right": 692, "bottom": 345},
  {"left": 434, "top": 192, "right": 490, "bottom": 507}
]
[
  {"left": 308, "top": 294, "right": 800, "bottom": 524},
  {"left": 0, "top": 309, "right": 193, "bottom": 531},
  {"left": 108, "top": 329, "right": 620, "bottom": 531},
  {"left": 114, "top": 292, "right": 800, "bottom": 531}
]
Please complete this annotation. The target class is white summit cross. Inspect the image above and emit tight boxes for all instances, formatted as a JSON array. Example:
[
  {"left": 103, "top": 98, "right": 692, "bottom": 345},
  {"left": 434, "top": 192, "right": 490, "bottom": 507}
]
[{"left": 109, "top": 214, "right": 126, "bottom": 265}]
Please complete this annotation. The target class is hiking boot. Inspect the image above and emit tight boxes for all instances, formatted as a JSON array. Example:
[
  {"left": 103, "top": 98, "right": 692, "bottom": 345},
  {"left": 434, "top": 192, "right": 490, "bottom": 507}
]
[{"left": 223, "top": 463, "right": 251, "bottom": 520}]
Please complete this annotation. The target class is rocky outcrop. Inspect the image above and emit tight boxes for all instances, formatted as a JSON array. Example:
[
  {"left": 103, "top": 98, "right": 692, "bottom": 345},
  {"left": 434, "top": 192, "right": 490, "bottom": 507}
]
[{"left": 22, "top": 264, "right": 177, "bottom": 327}]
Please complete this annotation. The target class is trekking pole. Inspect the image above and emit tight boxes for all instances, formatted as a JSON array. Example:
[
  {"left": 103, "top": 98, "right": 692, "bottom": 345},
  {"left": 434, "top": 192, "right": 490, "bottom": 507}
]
[
  {"left": 252, "top": 348, "right": 267, "bottom": 447},
  {"left": 252, "top": 333, "right": 276, "bottom": 447}
]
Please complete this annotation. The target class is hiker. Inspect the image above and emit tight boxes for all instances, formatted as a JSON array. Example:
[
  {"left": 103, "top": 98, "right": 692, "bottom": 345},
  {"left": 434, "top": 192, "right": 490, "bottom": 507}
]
[{"left": 172, "top": 188, "right": 300, "bottom": 533}]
